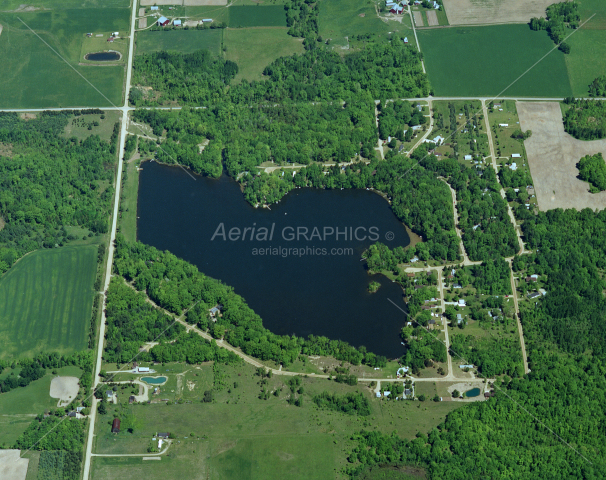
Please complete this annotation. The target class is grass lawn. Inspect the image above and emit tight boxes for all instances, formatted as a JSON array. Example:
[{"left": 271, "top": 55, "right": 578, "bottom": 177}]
[
  {"left": 228, "top": 5, "right": 286, "bottom": 27},
  {"left": 224, "top": 27, "right": 304, "bottom": 82},
  {"left": 0, "top": 246, "right": 97, "bottom": 360},
  {"left": 135, "top": 29, "right": 223, "bottom": 56},
  {"left": 0, "top": 9, "right": 128, "bottom": 108},
  {"left": 118, "top": 141, "right": 142, "bottom": 243},
  {"left": 320, "top": 0, "right": 406, "bottom": 48},
  {"left": 80, "top": 35, "right": 128, "bottom": 64},
  {"left": 417, "top": 24, "right": 573, "bottom": 97},
  {"left": 62, "top": 110, "right": 122, "bottom": 142}
]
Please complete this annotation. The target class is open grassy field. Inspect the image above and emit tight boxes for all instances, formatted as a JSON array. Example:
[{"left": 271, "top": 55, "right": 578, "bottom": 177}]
[
  {"left": 224, "top": 27, "right": 303, "bottom": 82},
  {"left": 0, "top": 246, "right": 97, "bottom": 360},
  {"left": 319, "top": 0, "right": 407, "bottom": 48},
  {"left": 418, "top": 25, "right": 572, "bottom": 97},
  {"left": 0, "top": 0, "right": 129, "bottom": 9},
  {"left": 228, "top": 5, "right": 286, "bottom": 27},
  {"left": 565, "top": 30, "right": 606, "bottom": 97},
  {"left": 136, "top": 29, "right": 223, "bottom": 56},
  {"left": 0, "top": 8, "right": 128, "bottom": 108},
  {"left": 118, "top": 139, "right": 142, "bottom": 243},
  {"left": 93, "top": 361, "right": 463, "bottom": 478},
  {"left": 63, "top": 110, "right": 122, "bottom": 141}
]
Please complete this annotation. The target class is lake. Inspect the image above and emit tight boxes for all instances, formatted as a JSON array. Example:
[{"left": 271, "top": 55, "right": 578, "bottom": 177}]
[
  {"left": 137, "top": 162, "right": 412, "bottom": 358},
  {"left": 85, "top": 52, "right": 121, "bottom": 61}
]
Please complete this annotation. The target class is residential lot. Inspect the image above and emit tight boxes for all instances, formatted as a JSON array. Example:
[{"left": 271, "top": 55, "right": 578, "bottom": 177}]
[
  {"left": 442, "top": 0, "right": 554, "bottom": 25},
  {"left": 517, "top": 101, "right": 606, "bottom": 211}
]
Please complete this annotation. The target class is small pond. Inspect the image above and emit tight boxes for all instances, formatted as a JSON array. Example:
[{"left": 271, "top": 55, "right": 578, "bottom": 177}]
[
  {"left": 85, "top": 51, "right": 121, "bottom": 61},
  {"left": 141, "top": 376, "right": 167, "bottom": 385},
  {"left": 465, "top": 388, "right": 481, "bottom": 398}
]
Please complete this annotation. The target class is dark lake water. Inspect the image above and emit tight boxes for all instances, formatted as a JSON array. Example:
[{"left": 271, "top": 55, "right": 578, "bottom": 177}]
[
  {"left": 85, "top": 52, "right": 120, "bottom": 61},
  {"left": 137, "top": 162, "right": 411, "bottom": 358}
]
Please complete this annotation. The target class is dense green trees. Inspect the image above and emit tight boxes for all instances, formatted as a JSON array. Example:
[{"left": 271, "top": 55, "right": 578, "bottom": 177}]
[
  {"left": 589, "top": 75, "right": 606, "bottom": 97},
  {"left": 377, "top": 100, "right": 426, "bottom": 141},
  {"left": 530, "top": 2, "right": 579, "bottom": 51},
  {"left": 577, "top": 153, "right": 606, "bottom": 192},
  {"left": 0, "top": 112, "right": 117, "bottom": 270},
  {"left": 400, "top": 325, "right": 447, "bottom": 370},
  {"left": 563, "top": 99, "right": 606, "bottom": 139},
  {"left": 313, "top": 391, "right": 371, "bottom": 416},
  {"left": 449, "top": 334, "right": 522, "bottom": 377},
  {"left": 285, "top": 0, "right": 319, "bottom": 49},
  {"left": 37, "top": 451, "right": 82, "bottom": 480},
  {"left": 15, "top": 416, "right": 85, "bottom": 451}
]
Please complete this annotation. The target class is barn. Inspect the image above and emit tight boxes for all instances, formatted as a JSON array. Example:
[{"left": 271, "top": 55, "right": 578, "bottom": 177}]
[
  {"left": 157, "top": 16, "right": 170, "bottom": 27},
  {"left": 111, "top": 418, "right": 120, "bottom": 433}
]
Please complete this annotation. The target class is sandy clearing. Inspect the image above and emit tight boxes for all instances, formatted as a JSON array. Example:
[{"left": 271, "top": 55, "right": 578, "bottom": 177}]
[
  {"left": 49, "top": 376, "right": 80, "bottom": 407},
  {"left": 412, "top": 10, "right": 424, "bottom": 27},
  {"left": 517, "top": 102, "right": 606, "bottom": 212},
  {"left": 426, "top": 10, "right": 438, "bottom": 26},
  {"left": 0, "top": 450, "right": 28, "bottom": 480},
  {"left": 443, "top": 0, "right": 554, "bottom": 25},
  {"left": 138, "top": 17, "right": 148, "bottom": 29}
]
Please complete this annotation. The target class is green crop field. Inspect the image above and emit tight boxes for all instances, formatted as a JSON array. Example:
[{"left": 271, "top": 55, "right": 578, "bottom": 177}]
[
  {"left": 0, "top": 0, "right": 129, "bottom": 9},
  {"left": 319, "top": 0, "right": 407, "bottom": 48},
  {"left": 0, "top": 246, "right": 97, "bottom": 360},
  {"left": 228, "top": 5, "right": 286, "bottom": 27},
  {"left": 0, "top": 8, "right": 128, "bottom": 108},
  {"left": 417, "top": 24, "right": 573, "bottom": 97},
  {"left": 224, "top": 27, "right": 304, "bottom": 82},
  {"left": 565, "top": 30, "right": 606, "bottom": 96},
  {"left": 135, "top": 29, "right": 223, "bottom": 56}
]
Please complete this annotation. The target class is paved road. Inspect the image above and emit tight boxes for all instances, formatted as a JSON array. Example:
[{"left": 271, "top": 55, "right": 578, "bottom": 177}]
[{"left": 81, "top": 0, "right": 138, "bottom": 478}]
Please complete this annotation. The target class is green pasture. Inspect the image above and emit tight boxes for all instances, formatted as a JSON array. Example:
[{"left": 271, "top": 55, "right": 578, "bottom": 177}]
[
  {"left": 0, "top": 246, "right": 97, "bottom": 360},
  {"left": 577, "top": 0, "right": 606, "bottom": 30},
  {"left": 0, "top": 0, "right": 128, "bottom": 9},
  {"left": 136, "top": 29, "right": 223, "bottom": 56},
  {"left": 228, "top": 5, "right": 286, "bottom": 27},
  {"left": 63, "top": 110, "right": 122, "bottom": 141},
  {"left": 118, "top": 143, "right": 141, "bottom": 243},
  {"left": 565, "top": 30, "right": 606, "bottom": 96},
  {"left": 417, "top": 25, "right": 572, "bottom": 97},
  {"left": 319, "top": 0, "right": 403, "bottom": 48},
  {"left": 224, "top": 27, "right": 303, "bottom": 82},
  {"left": 0, "top": 9, "right": 128, "bottom": 108}
]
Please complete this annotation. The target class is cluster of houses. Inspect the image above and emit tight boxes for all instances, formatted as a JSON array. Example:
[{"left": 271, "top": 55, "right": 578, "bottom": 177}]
[{"left": 157, "top": 16, "right": 212, "bottom": 27}]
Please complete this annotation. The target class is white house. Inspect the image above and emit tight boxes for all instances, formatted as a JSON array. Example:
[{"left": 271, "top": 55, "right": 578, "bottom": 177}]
[
  {"left": 509, "top": 162, "right": 517, "bottom": 171},
  {"left": 432, "top": 135, "right": 444, "bottom": 145},
  {"left": 151, "top": 5, "right": 159, "bottom": 10},
  {"left": 458, "top": 299, "right": 466, "bottom": 306},
  {"left": 404, "top": 37, "right": 409, "bottom": 43},
  {"left": 499, "top": 123, "right": 508, "bottom": 127},
  {"left": 173, "top": 19, "right": 182, "bottom": 26},
  {"left": 464, "top": 155, "right": 472, "bottom": 160}
]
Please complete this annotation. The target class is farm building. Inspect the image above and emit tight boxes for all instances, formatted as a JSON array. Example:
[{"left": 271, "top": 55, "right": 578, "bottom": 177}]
[
  {"left": 151, "top": 5, "right": 159, "bottom": 10},
  {"left": 157, "top": 432, "right": 170, "bottom": 439},
  {"left": 173, "top": 19, "right": 182, "bottom": 26},
  {"left": 138, "top": 366, "right": 150, "bottom": 373},
  {"left": 404, "top": 37, "right": 408, "bottom": 43},
  {"left": 464, "top": 155, "right": 472, "bottom": 160},
  {"left": 112, "top": 418, "right": 120, "bottom": 433},
  {"left": 129, "top": 395, "right": 136, "bottom": 404},
  {"left": 157, "top": 16, "right": 170, "bottom": 27},
  {"left": 390, "top": 5, "right": 404, "bottom": 13},
  {"left": 203, "top": 18, "right": 213, "bottom": 22},
  {"left": 511, "top": 153, "right": 521, "bottom": 158}
]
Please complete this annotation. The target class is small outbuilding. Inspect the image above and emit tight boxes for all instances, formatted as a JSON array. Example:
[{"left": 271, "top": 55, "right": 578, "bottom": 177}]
[
  {"left": 138, "top": 366, "right": 150, "bottom": 373},
  {"left": 129, "top": 395, "right": 136, "bottom": 404},
  {"left": 112, "top": 418, "right": 121, "bottom": 433},
  {"left": 173, "top": 19, "right": 182, "bottom": 26}
]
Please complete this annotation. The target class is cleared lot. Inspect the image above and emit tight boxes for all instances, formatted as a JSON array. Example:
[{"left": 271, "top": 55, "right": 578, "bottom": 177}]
[
  {"left": 443, "top": 0, "right": 553, "bottom": 25},
  {"left": 517, "top": 102, "right": 606, "bottom": 211},
  {"left": 426, "top": 10, "right": 439, "bottom": 26},
  {"left": 0, "top": 451, "right": 28, "bottom": 480}
]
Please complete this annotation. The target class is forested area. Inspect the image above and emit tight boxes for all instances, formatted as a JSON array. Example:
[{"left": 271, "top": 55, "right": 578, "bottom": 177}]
[
  {"left": 312, "top": 391, "right": 371, "bottom": 416},
  {"left": 577, "top": 153, "right": 606, "bottom": 192},
  {"left": 449, "top": 334, "right": 522, "bottom": 377},
  {"left": 14, "top": 415, "right": 85, "bottom": 451},
  {"left": 285, "top": 0, "right": 318, "bottom": 49},
  {"left": 112, "top": 236, "right": 387, "bottom": 366},
  {"left": 399, "top": 325, "right": 447, "bottom": 371},
  {"left": 132, "top": 38, "right": 429, "bottom": 106},
  {"left": 589, "top": 75, "right": 606, "bottom": 97},
  {"left": 563, "top": 99, "right": 606, "bottom": 139},
  {"left": 464, "top": 258, "right": 512, "bottom": 295},
  {"left": 0, "top": 112, "right": 116, "bottom": 272},
  {"left": 529, "top": 1, "right": 579, "bottom": 53}
]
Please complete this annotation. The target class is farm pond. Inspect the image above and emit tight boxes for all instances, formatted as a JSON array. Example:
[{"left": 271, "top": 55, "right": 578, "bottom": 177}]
[
  {"left": 85, "top": 51, "right": 121, "bottom": 61},
  {"left": 141, "top": 376, "right": 168, "bottom": 385}
]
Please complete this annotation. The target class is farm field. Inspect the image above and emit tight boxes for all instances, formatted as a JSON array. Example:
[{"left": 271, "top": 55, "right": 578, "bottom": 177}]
[
  {"left": 0, "top": 9, "right": 128, "bottom": 108},
  {"left": 136, "top": 29, "right": 223, "bottom": 56},
  {"left": 224, "top": 28, "right": 303, "bottom": 82},
  {"left": 418, "top": 25, "right": 572, "bottom": 98},
  {"left": 0, "top": 0, "right": 129, "bottom": 9},
  {"left": 0, "top": 246, "right": 98, "bottom": 360},
  {"left": 319, "top": 0, "right": 406, "bottom": 48},
  {"left": 442, "top": 0, "right": 554, "bottom": 25},
  {"left": 565, "top": 30, "right": 606, "bottom": 97},
  {"left": 228, "top": 5, "right": 286, "bottom": 27}
]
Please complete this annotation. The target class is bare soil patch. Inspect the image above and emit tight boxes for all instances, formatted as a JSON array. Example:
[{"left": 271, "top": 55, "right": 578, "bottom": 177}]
[
  {"left": 443, "top": 0, "right": 554, "bottom": 25},
  {"left": 517, "top": 102, "right": 606, "bottom": 211},
  {"left": 426, "top": 10, "right": 438, "bottom": 26},
  {"left": 0, "top": 143, "right": 13, "bottom": 158},
  {"left": 49, "top": 376, "right": 80, "bottom": 407},
  {"left": 0, "top": 450, "right": 28, "bottom": 480},
  {"left": 138, "top": 7, "right": 146, "bottom": 16},
  {"left": 413, "top": 10, "right": 424, "bottom": 26},
  {"left": 19, "top": 113, "right": 36, "bottom": 120},
  {"left": 138, "top": 17, "right": 148, "bottom": 29}
]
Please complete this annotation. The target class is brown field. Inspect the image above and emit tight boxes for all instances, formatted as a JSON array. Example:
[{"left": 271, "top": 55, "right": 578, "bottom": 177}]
[
  {"left": 413, "top": 10, "right": 424, "bottom": 26},
  {"left": 138, "top": 8, "right": 146, "bottom": 16},
  {"left": 138, "top": 17, "right": 148, "bottom": 29},
  {"left": 443, "top": 0, "right": 554, "bottom": 25},
  {"left": 517, "top": 101, "right": 606, "bottom": 211},
  {"left": 0, "top": 451, "right": 28, "bottom": 480},
  {"left": 426, "top": 10, "right": 439, "bottom": 26}
]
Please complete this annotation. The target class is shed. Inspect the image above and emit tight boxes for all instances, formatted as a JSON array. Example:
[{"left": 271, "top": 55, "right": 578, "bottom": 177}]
[
  {"left": 112, "top": 418, "right": 121, "bottom": 433},
  {"left": 138, "top": 366, "right": 150, "bottom": 373},
  {"left": 464, "top": 155, "right": 472, "bottom": 160},
  {"left": 511, "top": 153, "right": 521, "bottom": 158},
  {"left": 404, "top": 37, "right": 408, "bottom": 43},
  {"left": 129, "top": 395, "right": 136, "bottom": 404},
  {"left": 202, "top": 18, "right": 213, "bottom": 22},
  {"left": 528, "top": 292, "right": 541, "bottom": 299},
  {"left": 173, "top": 19, "right": 182, "bottom": 26}
]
